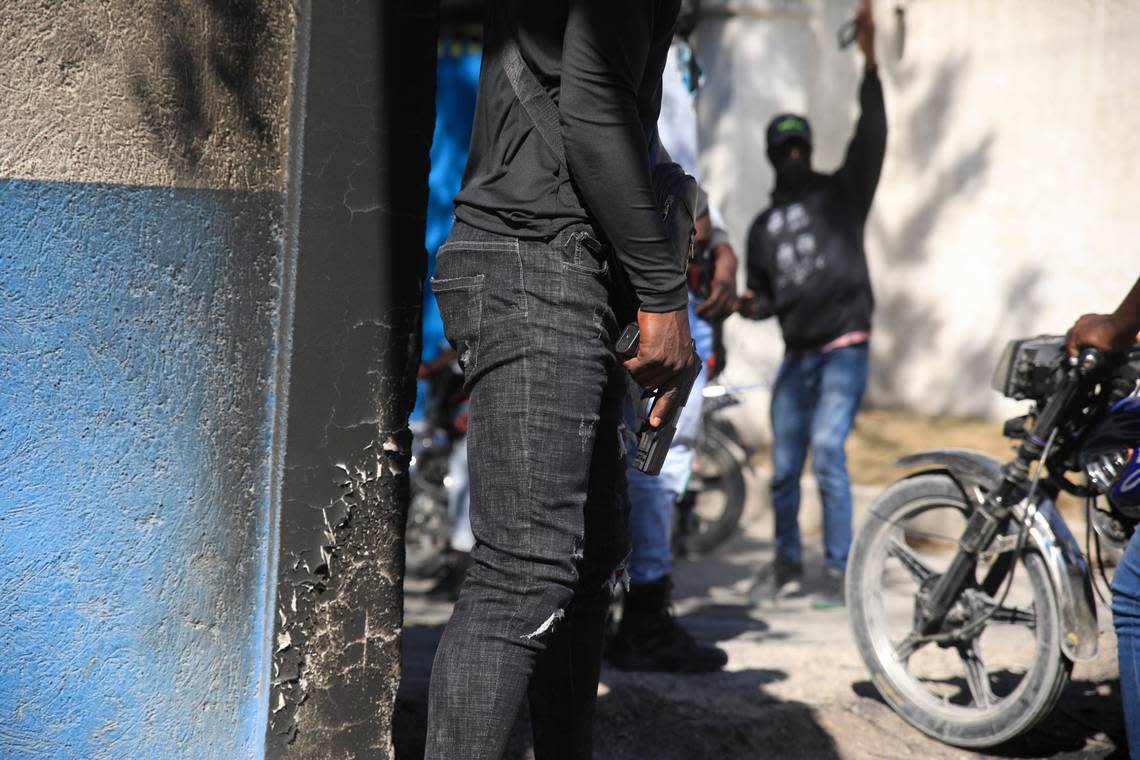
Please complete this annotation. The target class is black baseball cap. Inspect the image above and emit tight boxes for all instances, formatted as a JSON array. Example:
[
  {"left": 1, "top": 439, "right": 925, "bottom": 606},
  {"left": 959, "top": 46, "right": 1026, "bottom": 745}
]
[{"left": 766, "top": 113, "right": 813, "bottom": 151}]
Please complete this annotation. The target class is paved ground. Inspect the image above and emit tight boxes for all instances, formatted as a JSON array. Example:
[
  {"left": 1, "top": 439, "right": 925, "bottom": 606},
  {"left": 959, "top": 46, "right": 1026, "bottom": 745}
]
[{"left": 394, "top": 471, "right": 1127, "bottom": 759}]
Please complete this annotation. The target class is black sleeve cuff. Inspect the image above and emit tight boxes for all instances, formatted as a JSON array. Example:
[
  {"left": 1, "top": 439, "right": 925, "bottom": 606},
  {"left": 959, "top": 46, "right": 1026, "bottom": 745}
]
[{"left": 636, "top": 282, "right": 690, "bottom": 313}]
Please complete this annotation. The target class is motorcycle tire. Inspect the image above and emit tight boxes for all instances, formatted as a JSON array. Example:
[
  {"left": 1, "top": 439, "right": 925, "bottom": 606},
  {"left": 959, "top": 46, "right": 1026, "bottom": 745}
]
[
  {"left": 847, "top": 473, "right": 1071, "bottom": 748},
  {"left": 405, "top": 448, "right": 453, "bottom": 580},
  {"left": 679, "top": 425, "right": 747, "bottom": 556}
]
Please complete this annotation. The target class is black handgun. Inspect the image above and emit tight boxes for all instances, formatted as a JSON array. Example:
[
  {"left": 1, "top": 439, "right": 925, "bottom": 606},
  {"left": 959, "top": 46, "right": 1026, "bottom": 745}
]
[{"left": 617, "top": 323, "right": 702, "bottom": 476}]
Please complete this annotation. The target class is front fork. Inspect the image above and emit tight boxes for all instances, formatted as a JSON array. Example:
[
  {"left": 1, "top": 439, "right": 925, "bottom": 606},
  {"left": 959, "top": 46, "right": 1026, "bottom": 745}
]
[
  {"left": 917, "top": 399, "right": 1071, "bottom": 633},
  {"left": 916, "top": 468, "right": 1027, "bottom": 632}
]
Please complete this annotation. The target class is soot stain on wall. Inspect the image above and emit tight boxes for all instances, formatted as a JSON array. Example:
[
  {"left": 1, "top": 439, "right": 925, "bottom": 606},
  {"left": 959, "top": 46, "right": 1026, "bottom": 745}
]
[{"left": 130, "top": 0, "right": 278, "bottom": 170}]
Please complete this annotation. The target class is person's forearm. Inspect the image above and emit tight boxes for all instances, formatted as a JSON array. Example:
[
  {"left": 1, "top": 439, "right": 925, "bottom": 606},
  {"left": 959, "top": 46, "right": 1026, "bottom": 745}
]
[
  {"left": 837, "top": 67, "right": 887, "bottom": 213},
  {"left": 712, "top": 244, "right": 737, "bottom": 281},
  {"left": 857, "top": 0, "right": 876, "bottom": 69},
  {"left": 564, "top": 123, "right": 686, "bottom": 311},
  {"left": 1112, "top": 277, "right": 1140, "bottom": 337},
  {"left": 707, "top": 200, "right": 731, "bottom": 252},
  {"left": 858, "top": 69, "right": 887, "bottom": 149}
]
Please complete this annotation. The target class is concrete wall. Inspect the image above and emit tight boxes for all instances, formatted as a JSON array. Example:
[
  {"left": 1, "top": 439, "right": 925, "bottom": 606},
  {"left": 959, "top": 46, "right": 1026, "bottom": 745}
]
[
  {"left": 697, "top": 0, "right": 1140, "bottom": 422},
  {"left": 2, "top": 1, "right": 435, "bottom": 757},
  {"left": 0, "top": 2, "right": 295, "bottom": 757},
  {"left": 265, "top": 2, "right": 435, "bottom": 757}
]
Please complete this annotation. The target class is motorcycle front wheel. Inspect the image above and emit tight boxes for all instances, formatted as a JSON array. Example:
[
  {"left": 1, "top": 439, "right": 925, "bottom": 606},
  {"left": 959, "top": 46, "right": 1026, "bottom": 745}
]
[
  {"left": 676, "top": 424, "right": 747, "bottom": 556},
  {"left": 847, "top": 473, "right": 1071, "bottom": 748},
  {"left": 404, "top": 446, "right": 453, "bottom": 579}
]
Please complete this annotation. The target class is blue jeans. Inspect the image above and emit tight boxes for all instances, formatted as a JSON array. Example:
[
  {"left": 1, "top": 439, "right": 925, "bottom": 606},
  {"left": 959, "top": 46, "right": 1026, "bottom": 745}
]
[
  {"left": 626, "top": 298, "right": 713, "bottom": 585},
  {"left": 1113, "top": 530, "right": 1140, "bottom": 759},
  {"left": 769, "top": 343, "right": 868, "bottom": 570}
]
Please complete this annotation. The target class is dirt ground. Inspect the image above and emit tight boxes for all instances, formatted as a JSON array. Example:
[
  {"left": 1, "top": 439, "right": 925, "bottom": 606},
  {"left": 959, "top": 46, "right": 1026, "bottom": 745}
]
[{"left": 395, "top": 410, "right": 1128, "bottom": 759}]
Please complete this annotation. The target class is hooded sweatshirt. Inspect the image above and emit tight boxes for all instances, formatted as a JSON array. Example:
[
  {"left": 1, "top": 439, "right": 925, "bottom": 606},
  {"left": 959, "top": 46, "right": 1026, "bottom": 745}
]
[{"left": 746, "top": 70, "right": 887, "bottom": 353}]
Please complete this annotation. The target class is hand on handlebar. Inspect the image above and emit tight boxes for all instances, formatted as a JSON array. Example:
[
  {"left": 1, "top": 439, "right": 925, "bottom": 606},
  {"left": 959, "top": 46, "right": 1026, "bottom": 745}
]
[
  {"left": 1065, "top": 313, "right": 1138, "bottom": 357},
  {"left": 623, "top": 307, "right": 696, "bottom": 428}
]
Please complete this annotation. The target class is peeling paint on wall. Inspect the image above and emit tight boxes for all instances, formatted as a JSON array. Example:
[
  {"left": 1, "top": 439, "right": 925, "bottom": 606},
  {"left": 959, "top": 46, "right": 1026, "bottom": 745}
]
[
  {"left": 263, "top": 1, "right": 436, "bottom": 756},
  {"left": 268, "top": 434, "right": 411, "bottom": 745}
]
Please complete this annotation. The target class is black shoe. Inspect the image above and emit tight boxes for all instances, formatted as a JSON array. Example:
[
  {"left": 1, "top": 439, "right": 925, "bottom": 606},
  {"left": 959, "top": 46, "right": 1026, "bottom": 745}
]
[
  {"left": 425, "top": 551, "right": 470, "bottom": 601},
  {"left": 748, "top": 556, "right": 803, "bottom": 603},
  {"left": 606, "top": 576, "right": 728, "bottom": 673},
  {"left": 811, "top": 565, "right": 845, "bottom": 609}
]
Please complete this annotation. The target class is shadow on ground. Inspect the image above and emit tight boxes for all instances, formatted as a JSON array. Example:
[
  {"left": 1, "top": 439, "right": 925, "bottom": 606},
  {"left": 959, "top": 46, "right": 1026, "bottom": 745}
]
[
  {"left": 852, "top": 676, "right": 1126, "bottom": 759},
  {"left": 395, "top": 617, "right": 840, "bottom": 760}
]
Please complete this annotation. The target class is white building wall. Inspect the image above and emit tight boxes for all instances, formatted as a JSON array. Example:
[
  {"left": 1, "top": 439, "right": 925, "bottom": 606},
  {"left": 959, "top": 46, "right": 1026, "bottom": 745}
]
[{"left": 696, "top": 0, "right": 1140, "bottom": 425}]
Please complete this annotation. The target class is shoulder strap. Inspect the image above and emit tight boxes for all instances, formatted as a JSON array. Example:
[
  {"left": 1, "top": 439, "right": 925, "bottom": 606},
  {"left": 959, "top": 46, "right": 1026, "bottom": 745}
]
[{"left": 501, "top": 38, "right": 566, "bottom": 166}]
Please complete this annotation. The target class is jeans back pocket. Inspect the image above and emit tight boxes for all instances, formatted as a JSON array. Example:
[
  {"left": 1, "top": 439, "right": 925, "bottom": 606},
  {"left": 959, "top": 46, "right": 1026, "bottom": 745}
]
[
  {"left": 430, "top": 274, "right": 485, "bottom": 380},
  {"left": 563, "top": 231, "right": 609, "bottom": 277}
]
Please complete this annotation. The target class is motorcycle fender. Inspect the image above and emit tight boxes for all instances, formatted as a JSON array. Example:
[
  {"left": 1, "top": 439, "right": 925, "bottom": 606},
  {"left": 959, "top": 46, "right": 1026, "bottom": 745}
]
[{"left": 897, "top": 449, "right": 1099, "bottom": 661}]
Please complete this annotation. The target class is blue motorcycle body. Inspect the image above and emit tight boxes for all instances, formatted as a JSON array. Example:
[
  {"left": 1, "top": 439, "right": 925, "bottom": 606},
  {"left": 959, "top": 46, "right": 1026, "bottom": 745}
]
[{"left": 1083, "top": 396, "right": 1140, "bottom": 510}]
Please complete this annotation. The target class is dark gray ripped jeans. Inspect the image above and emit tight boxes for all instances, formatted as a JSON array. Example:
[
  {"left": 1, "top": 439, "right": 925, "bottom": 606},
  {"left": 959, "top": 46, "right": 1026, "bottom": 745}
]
[{"left": 425, "top": 219, "right": 630, "bottom": 760}]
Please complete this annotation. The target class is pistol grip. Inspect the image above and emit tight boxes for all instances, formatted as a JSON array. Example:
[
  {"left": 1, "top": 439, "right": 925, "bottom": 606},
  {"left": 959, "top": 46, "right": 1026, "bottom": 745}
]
[{"left": 616, "top": 323, "right": 640, "bottom": 358}]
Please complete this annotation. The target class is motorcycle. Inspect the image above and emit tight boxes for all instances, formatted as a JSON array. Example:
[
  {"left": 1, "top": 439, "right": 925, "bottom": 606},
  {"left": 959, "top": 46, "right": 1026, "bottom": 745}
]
[
  {"left": 405, "top": 356, "right": 466, "bottom": 580},
  {"left": 674, "top": 380, "right": 766, "bottom": 556},
  {"left": 847, "top": 335, "right": 1140, "bottom": 747}
]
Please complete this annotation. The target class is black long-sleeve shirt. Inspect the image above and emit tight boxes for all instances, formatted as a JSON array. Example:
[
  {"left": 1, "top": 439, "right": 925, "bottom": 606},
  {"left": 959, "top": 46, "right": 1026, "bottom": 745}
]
[
  {"left": 745, "top": 69, "right": 887, "bottom": 352},
  {"left": 453, "top": 0, "right": 687, "bottom": 312}
]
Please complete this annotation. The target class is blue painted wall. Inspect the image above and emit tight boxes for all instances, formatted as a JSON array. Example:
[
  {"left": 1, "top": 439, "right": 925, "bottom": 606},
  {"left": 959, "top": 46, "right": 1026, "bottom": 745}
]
[
  {"left": 412, "top": 39, "right": 481, "bottom": 422},
  {"left": 0, "top": 179, "right": 285, "bottom": 758}
]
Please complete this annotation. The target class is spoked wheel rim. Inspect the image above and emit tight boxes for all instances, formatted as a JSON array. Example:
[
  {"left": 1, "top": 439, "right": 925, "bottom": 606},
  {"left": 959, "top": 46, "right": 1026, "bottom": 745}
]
[
  {"left": 405, "top": 449, "right": 453, "bottom": 577},
  {"left": 860, "top": 495, "right": 1056, "bottom": 724},
  {"left": 679, "top": 428, "right": 745, "bottom": 555}
]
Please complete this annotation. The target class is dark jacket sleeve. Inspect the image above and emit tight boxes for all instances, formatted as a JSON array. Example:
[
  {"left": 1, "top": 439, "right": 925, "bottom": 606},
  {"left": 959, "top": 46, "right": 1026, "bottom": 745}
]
[
  {"left": 560, "top": 0, "right": 688, "bottom": 312},
  {"left": 744, "top": 214, "right": 776, "bottom": 320},
  {"left": 834, "top": 68, "right": 887, "bottom": 220}
]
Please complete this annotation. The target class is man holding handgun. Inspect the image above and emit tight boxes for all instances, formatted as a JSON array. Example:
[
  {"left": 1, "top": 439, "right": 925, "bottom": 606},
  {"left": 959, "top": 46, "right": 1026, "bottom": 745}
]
[{"left": 425, "top": 2, "right": 699, "bottom": 758}]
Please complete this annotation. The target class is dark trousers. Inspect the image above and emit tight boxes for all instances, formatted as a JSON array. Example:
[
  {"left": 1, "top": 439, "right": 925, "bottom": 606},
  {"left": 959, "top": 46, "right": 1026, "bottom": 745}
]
[{"left": 425, "top": 220, "right": 630, "bottom": 760}]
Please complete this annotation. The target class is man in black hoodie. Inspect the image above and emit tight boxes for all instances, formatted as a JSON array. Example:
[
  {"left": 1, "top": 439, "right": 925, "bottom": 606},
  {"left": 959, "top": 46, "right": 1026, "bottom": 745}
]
[{"left": 740, "top": 0, "right": 886, "bottom": 608}]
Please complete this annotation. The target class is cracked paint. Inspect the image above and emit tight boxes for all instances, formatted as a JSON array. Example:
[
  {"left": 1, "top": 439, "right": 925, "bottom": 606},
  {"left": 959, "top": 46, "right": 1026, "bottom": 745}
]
[{"left": 268, "top": 429, "right": 412, "bottom": 753}]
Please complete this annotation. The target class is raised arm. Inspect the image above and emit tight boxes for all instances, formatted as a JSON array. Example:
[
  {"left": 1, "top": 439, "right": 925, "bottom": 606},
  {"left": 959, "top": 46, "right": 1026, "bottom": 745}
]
[{"left": 834, "top": 0, "right": 887, "bottom": 219}]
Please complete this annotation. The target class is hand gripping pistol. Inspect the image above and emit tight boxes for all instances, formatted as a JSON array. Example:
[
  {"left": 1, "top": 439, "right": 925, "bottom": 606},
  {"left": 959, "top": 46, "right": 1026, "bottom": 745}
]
[
  {"left": 617, "top": 159, "right": 702, "bottom": 476},
  {"left": 617, "top": 325, "right": 701, "bottom": 475}
]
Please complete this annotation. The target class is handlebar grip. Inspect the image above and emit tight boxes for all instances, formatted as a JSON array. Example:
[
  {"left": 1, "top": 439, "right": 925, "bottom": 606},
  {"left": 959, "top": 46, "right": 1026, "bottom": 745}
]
[{"left": 1077, "top": 346, "right": 1104, "bottom": 373}]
